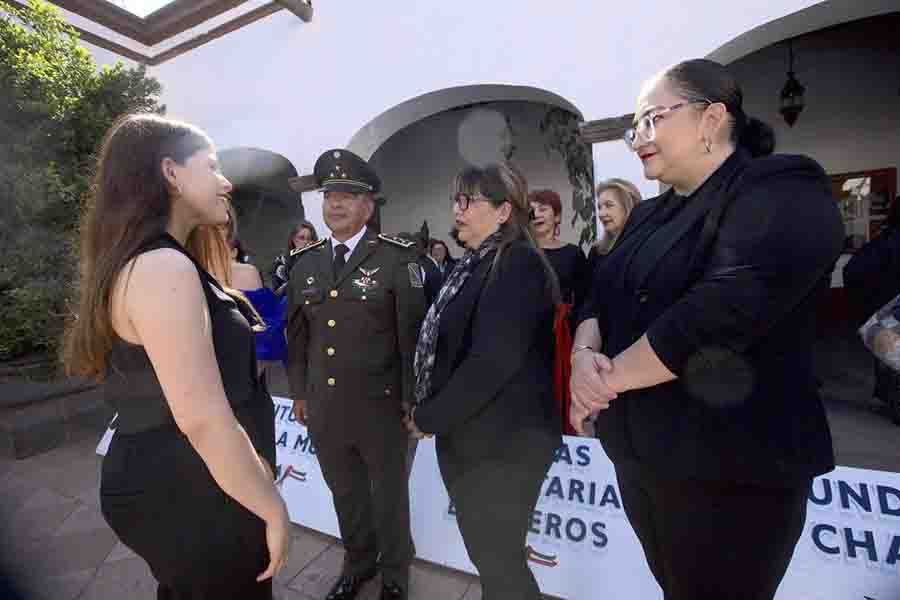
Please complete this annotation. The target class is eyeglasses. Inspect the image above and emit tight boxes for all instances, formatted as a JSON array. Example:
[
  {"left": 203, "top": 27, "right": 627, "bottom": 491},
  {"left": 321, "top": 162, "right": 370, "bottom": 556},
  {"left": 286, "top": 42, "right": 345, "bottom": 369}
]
[
  {"left": 623, "top": 99, "right": 712, "bottom": 148},
  {"left": 451, "top": 192, "right": 485, "bottom": 212}
]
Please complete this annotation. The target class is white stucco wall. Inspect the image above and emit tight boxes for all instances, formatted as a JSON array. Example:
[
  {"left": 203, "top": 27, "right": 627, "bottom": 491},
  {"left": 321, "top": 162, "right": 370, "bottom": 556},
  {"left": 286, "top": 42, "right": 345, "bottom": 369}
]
[
  {"left": 370, "top": 101, "right": 578, "bottom": 250},
  {"left": 729, "top": 31, "right": 900, "bottom": 190},
  {"left": 136, "top": 1, "right": 829, "bottom": 234},
  {"left": 63, "top": 0, "right": 866, "bottom": 237}
]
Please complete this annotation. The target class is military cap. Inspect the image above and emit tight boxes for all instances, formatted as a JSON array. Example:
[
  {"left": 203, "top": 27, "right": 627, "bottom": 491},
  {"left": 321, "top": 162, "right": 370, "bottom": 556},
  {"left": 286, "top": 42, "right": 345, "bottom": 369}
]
[{"left": 314, "top": 149, "right": 381, "bottom": 195}]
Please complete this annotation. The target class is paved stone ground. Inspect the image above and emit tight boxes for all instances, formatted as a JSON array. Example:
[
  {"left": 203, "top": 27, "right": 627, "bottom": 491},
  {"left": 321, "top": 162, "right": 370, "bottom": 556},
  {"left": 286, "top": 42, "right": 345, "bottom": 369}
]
[
  {"left": 0, "top": 424, "right": 489, "bottom": 600},
  {"left": 0, "top": 330, "right": 897, "bottom": 600}
]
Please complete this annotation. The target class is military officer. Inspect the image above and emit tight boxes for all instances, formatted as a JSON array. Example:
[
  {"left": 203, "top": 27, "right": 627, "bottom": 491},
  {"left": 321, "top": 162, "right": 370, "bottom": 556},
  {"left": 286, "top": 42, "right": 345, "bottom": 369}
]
[{"left": 286, "top": 149, "right": 426, "bottom": 600}]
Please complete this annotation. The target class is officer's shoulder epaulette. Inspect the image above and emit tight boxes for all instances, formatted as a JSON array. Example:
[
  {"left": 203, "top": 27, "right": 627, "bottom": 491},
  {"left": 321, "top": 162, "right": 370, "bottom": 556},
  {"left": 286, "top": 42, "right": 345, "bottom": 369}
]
[
  {"left": 290, "top": 238, "right": 327, "bottom": 257},
  {"left": 377, "top": 234, "right": 416, "bottom": 249}
]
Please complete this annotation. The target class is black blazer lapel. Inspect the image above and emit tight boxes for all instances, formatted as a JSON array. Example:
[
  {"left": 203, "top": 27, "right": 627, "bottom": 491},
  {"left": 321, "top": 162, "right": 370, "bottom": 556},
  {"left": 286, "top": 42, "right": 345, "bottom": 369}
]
[
  {"left": 610, "top": 194, "right": 667, "bottom": 255},
  {"left": 435, "top": 254, "right": 494, "bottom": 385},
  {"left": 628, "top": 152, "right": 749, "bottom": 292}
]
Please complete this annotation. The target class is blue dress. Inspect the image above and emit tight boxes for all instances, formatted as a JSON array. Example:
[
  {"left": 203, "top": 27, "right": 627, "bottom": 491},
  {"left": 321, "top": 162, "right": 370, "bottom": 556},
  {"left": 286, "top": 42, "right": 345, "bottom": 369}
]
[{"left": 241, "top": 287, "right": 287, "bottom": 363}]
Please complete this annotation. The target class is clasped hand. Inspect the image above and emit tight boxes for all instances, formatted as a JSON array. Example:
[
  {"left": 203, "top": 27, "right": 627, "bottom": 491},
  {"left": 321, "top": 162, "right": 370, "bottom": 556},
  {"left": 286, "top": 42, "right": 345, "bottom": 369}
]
[
  {"left": 401, "top": 401, "right": 430, "bottom": 439},
  {"left": 569, "top": 351, "right": 618, "bottom": 435}
]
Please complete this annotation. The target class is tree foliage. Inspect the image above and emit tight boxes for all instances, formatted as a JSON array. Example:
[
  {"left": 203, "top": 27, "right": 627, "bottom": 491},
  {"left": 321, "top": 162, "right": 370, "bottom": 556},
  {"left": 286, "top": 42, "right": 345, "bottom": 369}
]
[
  {"left": 0, "top": 0, "right": 164, "bottom": 363},
  {"left": 540, "top": 108, "right": 597, "bottom": 248}
]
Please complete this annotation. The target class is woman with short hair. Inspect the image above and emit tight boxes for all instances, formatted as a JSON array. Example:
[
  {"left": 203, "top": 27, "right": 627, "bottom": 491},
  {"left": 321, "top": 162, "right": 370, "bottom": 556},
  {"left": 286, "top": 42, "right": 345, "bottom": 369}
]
[{"left": 529, "top": 188, "right": 590, "bottom": 435}]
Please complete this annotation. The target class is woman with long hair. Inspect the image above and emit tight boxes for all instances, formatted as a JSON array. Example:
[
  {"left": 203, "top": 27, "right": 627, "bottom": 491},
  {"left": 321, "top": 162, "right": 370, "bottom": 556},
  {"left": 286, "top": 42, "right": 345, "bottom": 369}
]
[
  {"left": 404, "top": 163, "right": 562, "bottom": 600},
  {"left": 221, "top": 206, "right": 288, "bottom": 373},
  {"left": 64, "top": 114, "right": 289, "bottom": 599},
  {"left": 271, "top": 220, "right": 318, "bottom": 297},
  {"left": 571, "top": 59, "right": 843, "bottom": 599}
]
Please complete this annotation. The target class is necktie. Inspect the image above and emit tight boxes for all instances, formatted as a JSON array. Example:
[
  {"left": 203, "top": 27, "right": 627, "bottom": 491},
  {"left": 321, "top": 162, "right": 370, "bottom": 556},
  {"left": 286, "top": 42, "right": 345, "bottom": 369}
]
[{"left": 334, "top": 243, "right": 349, "bottom": 276}]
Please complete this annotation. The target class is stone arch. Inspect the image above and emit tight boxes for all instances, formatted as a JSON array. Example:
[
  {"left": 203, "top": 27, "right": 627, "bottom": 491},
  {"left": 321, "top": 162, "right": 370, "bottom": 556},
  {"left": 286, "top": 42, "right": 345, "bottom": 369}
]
[
  {"left": 347, "top": 84, "right": 583, "bottom": 162},
  {"left": 707, "top": 0, "right": 898, "bottom": 65},
  {"left": 218, "top": 147, "right": 302, "bottom": 283},
  {"left": 345, "top": 84, "right": 589, "bottom": 244}
]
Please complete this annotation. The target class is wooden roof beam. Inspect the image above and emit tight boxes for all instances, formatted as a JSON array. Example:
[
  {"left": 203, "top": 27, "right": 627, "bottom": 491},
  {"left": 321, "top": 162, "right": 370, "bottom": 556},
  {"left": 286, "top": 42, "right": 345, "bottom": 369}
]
[
  {"left": 579, "top": 114, "right": 635, "bottom": 144},
  {"left": 276, "top": 0, "right": 313, "bottom": 23}
]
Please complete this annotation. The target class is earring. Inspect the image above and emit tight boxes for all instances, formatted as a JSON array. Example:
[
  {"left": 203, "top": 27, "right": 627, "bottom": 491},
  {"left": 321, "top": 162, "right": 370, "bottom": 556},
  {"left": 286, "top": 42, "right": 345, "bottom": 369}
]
[{"left": 704, "top": 139, "right": 712, "bottom": 154}]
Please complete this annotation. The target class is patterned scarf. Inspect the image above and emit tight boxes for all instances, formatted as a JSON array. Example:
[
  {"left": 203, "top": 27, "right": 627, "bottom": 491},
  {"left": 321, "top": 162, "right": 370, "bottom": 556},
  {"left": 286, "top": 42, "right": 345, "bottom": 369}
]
[{"left": 413, "top": 231, "right": 502, "bottom": 405}]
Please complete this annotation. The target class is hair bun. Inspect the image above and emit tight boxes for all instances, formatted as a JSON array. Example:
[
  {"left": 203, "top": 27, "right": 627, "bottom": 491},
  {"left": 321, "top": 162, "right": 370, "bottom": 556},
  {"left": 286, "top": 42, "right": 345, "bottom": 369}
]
[{"left": 739, "top": 116, "right": 776, "bottom": 157}]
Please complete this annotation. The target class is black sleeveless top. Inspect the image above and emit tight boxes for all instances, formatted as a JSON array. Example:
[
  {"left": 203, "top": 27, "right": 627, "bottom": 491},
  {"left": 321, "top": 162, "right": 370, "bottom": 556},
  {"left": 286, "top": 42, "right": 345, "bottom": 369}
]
[{"left": 103, "top": 234, "right": 276, "bottom": 469}]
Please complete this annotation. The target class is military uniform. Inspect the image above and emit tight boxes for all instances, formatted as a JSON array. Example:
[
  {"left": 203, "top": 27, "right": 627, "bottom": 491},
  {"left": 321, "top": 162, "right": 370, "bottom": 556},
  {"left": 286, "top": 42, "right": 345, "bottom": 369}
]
[{"left": 286, "top": 149, "right": 426, "bottom": 599}]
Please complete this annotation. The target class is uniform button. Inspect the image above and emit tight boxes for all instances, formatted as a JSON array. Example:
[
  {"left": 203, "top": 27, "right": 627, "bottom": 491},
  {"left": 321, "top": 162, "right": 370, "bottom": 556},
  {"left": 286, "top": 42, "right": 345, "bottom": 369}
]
[
  {"left": 361, "top": 295, "right": 367, "bottom": 301},
  {"left": 385, "top": 388, "right": 391, "bottom": 396},
  {"left": 328, "top": 319, "right": 336, "bottom": 328},
  {"left": 327, "top": 347, "right": 335, "bottom": 356},
  {"left": 305, "top": 300, "right": 310, "bottom": 305},
  {"left": 327, "top": 377, "right": 336, "bottom": 387},
  {"left": 330, "top": 290, "right": 338, "bottom": 298}
]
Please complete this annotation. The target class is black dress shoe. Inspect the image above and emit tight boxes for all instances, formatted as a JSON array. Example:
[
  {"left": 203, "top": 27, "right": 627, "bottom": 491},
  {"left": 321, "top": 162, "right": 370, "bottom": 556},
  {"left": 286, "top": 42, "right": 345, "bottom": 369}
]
[
  {"left": 324, "top": 570, "right": 376, "bottom": 600},
  {"left": 379, "top": 582, "right": 406, "bottom": 600}
]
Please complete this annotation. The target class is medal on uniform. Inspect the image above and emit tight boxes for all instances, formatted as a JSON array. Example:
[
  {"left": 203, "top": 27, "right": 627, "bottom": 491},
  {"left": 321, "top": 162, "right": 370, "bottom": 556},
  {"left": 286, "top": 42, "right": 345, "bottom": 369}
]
[{"left": 353, "top": 267, "right": 380, "bottom": 292}]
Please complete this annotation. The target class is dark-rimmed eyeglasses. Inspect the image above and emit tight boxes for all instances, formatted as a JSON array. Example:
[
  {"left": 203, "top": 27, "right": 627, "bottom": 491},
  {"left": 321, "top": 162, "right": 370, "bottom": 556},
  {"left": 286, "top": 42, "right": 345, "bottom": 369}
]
[
  {"left": 451, "top": 192, "right": 486, "bottom": 212},
  {"left": 623, "top": 99, "right": 712, "bottom": 148}
]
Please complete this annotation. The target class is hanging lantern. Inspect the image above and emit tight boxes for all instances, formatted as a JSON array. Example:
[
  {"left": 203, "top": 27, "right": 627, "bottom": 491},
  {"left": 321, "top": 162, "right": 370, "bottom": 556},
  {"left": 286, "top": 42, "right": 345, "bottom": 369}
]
[{"left": 779, "top": 41, "right": 806, "bottom": 127}]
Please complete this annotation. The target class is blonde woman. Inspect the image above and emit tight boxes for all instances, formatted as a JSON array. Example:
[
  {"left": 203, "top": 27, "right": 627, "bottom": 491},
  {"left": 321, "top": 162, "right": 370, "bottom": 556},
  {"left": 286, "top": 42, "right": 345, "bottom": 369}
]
[{"left": 590, "top": 178, "right": 643, "bottom": 262}]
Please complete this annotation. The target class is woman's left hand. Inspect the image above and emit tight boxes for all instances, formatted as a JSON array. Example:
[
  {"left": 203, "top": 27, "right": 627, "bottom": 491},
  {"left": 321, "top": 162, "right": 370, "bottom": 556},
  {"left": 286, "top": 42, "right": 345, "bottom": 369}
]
[{"left": 402, "top": 406, "right": 430, "bottom": 439}]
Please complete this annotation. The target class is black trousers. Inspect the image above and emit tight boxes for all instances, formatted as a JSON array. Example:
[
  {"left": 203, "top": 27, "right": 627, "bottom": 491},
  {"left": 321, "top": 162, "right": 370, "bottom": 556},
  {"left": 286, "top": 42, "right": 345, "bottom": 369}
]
[
  {"left": 312, "top": 418, "right": 413, "bottom": 590},
  {"left": 615, "top": 465, "right": 809, "bottom": 600},
  {"left": 100, "top": 428, "right": 272, "bottom": 600},
  {"left": 437, "top": 432, "right": 556, "bottom": 600}
]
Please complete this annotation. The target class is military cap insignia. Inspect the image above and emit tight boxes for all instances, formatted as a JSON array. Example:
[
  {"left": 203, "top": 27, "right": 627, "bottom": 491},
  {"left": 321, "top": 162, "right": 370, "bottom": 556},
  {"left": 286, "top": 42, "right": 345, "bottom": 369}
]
[
  {"left": 408, "top": 263, "right": 424, "bottom": 288},
  {"left": 314, "top": 148, "right": 381, "bottom": 194},
  {"left": 290, "top": 238, "right": 327, "bottom": 257},
  {"left": 378, "top": 233, "right": 416, "bottom": 249}
]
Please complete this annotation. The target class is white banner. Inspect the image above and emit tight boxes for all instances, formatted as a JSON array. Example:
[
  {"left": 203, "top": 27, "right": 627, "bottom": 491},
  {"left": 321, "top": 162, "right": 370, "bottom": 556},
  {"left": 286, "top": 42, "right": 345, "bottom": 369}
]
[{"left": 99, "top": 397, "right": 900, "bottom": 599}]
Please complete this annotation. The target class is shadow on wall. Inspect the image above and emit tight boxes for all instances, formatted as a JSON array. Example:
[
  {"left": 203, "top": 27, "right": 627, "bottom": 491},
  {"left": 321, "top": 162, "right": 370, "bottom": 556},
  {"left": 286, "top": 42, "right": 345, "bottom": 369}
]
[{"left": 219, "top": 147, "right": 303, "bottom": 284}]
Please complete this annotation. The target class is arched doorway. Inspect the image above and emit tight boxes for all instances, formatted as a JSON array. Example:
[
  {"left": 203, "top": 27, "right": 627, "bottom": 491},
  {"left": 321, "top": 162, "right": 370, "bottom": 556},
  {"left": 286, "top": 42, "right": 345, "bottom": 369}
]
[
  {"left": 346, "top": 84, "right": 593, "bottom": 250},
  {"left": 719, "top": 9, "right": 900, "bottom": 451},
  {"left": 219, "top": 147, "right": 302, "bottom": 284}
]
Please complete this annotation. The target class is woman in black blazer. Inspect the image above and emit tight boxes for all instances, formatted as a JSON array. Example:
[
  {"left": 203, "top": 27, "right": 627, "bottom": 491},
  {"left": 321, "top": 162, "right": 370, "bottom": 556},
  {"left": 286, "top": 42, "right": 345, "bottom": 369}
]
[
  {"left": 570, "top": 59, "right": 844, "bottom": 600},
  {"left": 405, "top": 163, "right": 562, "bottom": 600}
]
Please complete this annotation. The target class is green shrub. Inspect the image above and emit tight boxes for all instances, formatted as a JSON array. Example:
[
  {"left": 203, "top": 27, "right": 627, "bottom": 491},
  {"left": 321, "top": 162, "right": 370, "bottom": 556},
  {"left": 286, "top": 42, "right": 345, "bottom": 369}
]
[{"left": 0, "top": 0, "right": 164, "bottom": 363}]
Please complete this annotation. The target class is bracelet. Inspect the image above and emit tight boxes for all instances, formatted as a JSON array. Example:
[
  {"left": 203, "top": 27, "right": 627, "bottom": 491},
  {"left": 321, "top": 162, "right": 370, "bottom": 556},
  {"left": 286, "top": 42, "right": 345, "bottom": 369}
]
[{"left": 571, "top": 344, "right": 594, "bottom": 356}]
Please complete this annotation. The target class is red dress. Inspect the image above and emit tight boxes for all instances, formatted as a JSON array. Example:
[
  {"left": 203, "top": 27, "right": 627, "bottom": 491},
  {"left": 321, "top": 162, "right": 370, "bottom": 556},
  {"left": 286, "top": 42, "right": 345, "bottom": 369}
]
[{"left": 553, "top": 303, "right": 576, "bottom": 435}]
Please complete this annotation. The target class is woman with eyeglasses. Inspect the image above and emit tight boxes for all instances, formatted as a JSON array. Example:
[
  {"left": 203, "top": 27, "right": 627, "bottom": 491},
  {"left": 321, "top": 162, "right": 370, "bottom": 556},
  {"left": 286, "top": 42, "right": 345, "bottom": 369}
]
[
  {"left": 570, "top": 59, "right": 844, "bottom": 599},
  {"left": 404, "top": 163, "right": 562, "bottom": 600}
]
